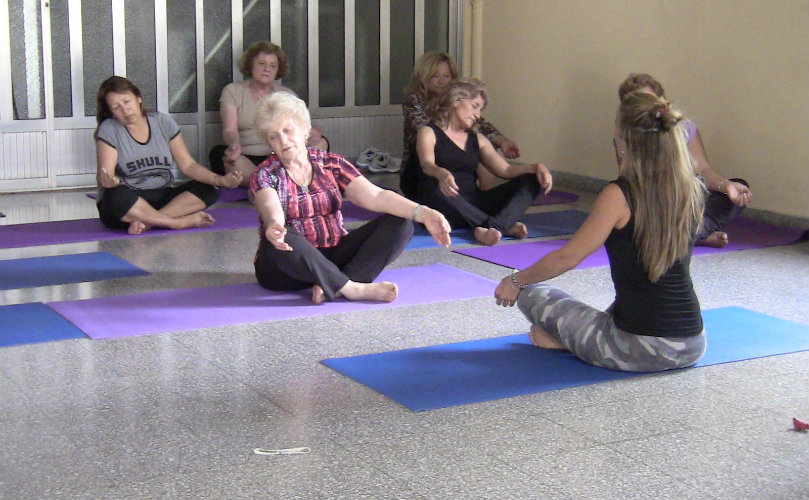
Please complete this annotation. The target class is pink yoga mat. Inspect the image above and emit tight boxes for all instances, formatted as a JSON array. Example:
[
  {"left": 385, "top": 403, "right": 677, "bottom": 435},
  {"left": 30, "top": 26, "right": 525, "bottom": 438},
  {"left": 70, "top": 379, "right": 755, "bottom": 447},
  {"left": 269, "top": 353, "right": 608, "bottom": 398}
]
[
  {"left": 454, "top": 216, "right": 806, "bottom": 270},
  {"left": 48, "top": 263, "right": 496, "bottom": 339},
  {"left": 0, "top": 206, "right": 258, "bottom": 249}
]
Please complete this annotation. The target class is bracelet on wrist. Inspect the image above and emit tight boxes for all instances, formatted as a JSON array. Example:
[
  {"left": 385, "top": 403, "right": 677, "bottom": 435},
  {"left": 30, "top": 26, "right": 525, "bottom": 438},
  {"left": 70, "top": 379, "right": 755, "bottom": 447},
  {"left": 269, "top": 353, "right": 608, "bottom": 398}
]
[
  {"left": 716, "top": 180, "right": 728, "bottom": 193},
  {"left": 510, "top": 269, "right": 527, "bottom": 292},
  {"left": 411, "top": 204, "right": 422, "bottom": 222}
]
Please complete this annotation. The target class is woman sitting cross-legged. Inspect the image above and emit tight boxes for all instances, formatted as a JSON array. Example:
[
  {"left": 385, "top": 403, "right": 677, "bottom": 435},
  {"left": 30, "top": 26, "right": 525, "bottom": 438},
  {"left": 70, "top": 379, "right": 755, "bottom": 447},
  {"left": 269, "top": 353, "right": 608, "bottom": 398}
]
[
  {"left": 95, "top": 76, "right": 242, "bottom": 235},
  {"left": 209, "top": 41, "right": 329, "bottom": 186},
  {"left": 250, "top": 91, "right": 451, "bottom": 304},
  {"left": 617, "top": 73, "right": 752, "bottom": 247},
  {"left": 494, "top": 91, "right": 707, "bottom": 372},
  {"left": 415, "top": 78, "right": 553, "bottom": 246},
  {"left": 400, "top": 51, "right": 521, "bottom": 198}
]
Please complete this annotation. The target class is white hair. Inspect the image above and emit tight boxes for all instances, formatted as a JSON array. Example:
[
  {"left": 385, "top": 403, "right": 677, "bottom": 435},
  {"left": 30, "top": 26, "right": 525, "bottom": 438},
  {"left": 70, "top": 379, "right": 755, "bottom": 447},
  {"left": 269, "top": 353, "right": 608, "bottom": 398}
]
[{"left": 253, "top": 91, "right": 312, "bottom": 139}]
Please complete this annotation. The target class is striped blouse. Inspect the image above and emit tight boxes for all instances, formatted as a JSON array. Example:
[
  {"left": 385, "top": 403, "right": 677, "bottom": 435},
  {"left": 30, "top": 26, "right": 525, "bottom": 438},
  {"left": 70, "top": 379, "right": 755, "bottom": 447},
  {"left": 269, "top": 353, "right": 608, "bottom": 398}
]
[{"left": 250, "top": 148, "right": 361, "bottom": 248}]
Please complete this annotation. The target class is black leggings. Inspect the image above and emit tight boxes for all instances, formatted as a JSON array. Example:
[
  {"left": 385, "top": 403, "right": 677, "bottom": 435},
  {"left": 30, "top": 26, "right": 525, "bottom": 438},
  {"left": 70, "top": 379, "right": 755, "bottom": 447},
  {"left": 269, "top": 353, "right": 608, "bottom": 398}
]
[
  {"left": 97, "top": 181, "right": 219, "bottom": 229},
  {"left": 254, "top": 215, "right": 414, "bottom": 300},
  {"left": 419, "top": 173, "right": 540, "bottom": 233},
  {"left": 697, "top": 178, "right": 749, "bottom": 240},
  {"left": 208, "top": 144, "right": 266, "bottom": 176}
]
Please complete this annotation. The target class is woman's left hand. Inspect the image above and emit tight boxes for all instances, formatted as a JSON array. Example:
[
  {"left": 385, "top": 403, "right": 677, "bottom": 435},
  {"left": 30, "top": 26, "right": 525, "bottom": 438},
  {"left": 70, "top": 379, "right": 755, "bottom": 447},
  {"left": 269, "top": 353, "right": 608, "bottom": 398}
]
[
  {"left": 218, "top": 170, "right": 243, "bottom": 189},
  {"left": 726, "top": 181, "right": 752, "bottom": 207},
  {"left": 422, "top": 208, "right": 452, "bottom": 248},
  {"left": 534, "top": 163, "right": 553, "bottom": 195},
  {"left": 494, "top": 277, "right": 519, "bottom": 307},
  {"left": 499, "top": 138, "right": 520, "bottom": 159}
]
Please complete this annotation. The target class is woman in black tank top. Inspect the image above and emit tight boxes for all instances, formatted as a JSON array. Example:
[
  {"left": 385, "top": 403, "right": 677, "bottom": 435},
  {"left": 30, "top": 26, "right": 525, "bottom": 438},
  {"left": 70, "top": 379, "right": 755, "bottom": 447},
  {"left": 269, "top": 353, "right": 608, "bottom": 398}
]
[
  {"left": 493, "top": 92, "right": 707, "bottom": 373},
  {"left": 414, "top": 78, "right": 553, "bottom": 246}
]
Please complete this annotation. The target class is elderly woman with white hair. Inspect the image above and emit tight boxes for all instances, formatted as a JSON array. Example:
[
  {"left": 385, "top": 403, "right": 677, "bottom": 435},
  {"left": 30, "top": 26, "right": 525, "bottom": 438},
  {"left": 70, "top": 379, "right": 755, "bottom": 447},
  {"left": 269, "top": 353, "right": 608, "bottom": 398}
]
[{"left": 249, "top": 91, "right": 451, "bottom": 304}]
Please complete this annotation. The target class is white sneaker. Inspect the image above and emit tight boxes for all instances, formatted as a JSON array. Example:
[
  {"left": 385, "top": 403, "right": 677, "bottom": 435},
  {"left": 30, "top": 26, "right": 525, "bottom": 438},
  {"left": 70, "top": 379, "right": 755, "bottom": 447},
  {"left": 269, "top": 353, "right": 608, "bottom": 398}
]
[
  {"left": 368, "top": 152, "right": 402, "bottom": 173},
  {"left": 356, "top": 147, "right": 381, "bottom": 167}
]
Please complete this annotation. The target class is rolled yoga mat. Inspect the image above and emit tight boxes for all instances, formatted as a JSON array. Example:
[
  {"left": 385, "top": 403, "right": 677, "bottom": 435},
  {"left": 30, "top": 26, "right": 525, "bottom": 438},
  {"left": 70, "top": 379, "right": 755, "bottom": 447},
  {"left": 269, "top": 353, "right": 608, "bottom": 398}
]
[
  {"left": 454, "top": 215, "right": 807, "bottom": 270},
  {"left": 0, "top": 252, "right": 148, "bottom": 290},
  {"left": 48, "top": 263, "right": 496, "bottom": 340},
  {"left": 0, "top": 206, "right": 258, "bottom": 249},
  {"left": 321, "top": 307, "right": 809, "bottom": 411}
]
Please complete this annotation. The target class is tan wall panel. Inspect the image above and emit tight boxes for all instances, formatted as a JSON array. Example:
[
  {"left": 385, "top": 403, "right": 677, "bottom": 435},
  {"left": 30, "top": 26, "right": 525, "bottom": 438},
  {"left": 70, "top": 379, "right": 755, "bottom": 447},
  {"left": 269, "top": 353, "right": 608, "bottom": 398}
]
[{"left": 474, "top": 0, "right": 808, "bottom": 217}]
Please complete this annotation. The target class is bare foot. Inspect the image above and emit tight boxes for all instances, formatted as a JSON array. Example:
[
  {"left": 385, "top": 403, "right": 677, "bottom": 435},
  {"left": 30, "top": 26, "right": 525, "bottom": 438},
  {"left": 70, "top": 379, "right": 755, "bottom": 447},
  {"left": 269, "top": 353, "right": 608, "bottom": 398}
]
[
  {"left": 174, "top": 211, "right": 215, "bottom": 230},
  {"left": 506, "top": 222, "right": 528, "bottom": 239},
  {"left": 696, "top": 231, "right": 729, "bottom": 248},
  {"left": 311, "top": 285, "right": 326, "bottom": 305},
  {"left": 339, "top": 281, "right": 398, "bottom": 302},
  {"left": 474, "top": 227, "right": 502, "bottom": 246},
  {"left": 528, "top": 324, "right": 566, "bottom": 350},
  {"left": 127, "top": 220, "right": 147, "bottom": 235}
]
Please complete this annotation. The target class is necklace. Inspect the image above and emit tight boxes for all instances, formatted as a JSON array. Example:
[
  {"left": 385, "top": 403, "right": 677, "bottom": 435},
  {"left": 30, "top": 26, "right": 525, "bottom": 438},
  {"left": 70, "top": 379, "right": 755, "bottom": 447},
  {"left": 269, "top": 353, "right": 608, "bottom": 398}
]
[{"left": 286, "top": 164, "right": 312, "bottom": 192}]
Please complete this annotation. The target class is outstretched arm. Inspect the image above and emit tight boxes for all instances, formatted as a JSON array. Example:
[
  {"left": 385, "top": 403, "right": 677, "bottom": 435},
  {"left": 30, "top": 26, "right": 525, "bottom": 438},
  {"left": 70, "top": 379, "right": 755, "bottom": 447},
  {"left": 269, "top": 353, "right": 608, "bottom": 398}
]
[
  {"left": 170, "top": 133, "right": 243, "bottom": 188},
  {"left": 689, "top": 131, "right": 751, "bottom": 206},
  {"left": 253, "top": 186, "right": 292, "bottom": 251},
  {"left": 344, "top": 176, "right": 452, "bottom": 248},
  {"left": 415, "top": 126, "right": 460, "bottom": 197},
  {"left": 478, "top": 134, "right": 553, "bottom": 195},
  {"left": 494, "top": 183, "right": 630, "bottom": 306},
  {"left": 478, "top": 117, "right": 520, "bottom": 159},
  {"left": 96, "top": 140, "right": 121, "bottom": 188}
]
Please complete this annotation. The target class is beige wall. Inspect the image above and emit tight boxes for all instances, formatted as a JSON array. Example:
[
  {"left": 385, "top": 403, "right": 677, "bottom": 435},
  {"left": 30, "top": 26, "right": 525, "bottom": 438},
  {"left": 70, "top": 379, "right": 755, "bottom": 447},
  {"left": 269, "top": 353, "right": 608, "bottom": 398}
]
[{"left": 468, "top": 0, "right": 808, "bottom": 218}]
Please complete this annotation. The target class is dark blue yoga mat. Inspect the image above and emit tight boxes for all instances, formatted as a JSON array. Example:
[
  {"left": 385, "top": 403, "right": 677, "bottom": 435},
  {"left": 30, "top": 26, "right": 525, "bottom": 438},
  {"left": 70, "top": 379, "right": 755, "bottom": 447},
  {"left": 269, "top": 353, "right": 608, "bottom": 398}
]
[
  {"left": 0, "top": 302, "right": 88, "bottom": 347},
  {"left": 322, "top": 307, "right": 809, "bottom": 411},
  {"left": 405, "top": 209, "right": 588, "bottom": 250},
  {"left": 0, "top": 252, "right": 148, "bottom": 290}
]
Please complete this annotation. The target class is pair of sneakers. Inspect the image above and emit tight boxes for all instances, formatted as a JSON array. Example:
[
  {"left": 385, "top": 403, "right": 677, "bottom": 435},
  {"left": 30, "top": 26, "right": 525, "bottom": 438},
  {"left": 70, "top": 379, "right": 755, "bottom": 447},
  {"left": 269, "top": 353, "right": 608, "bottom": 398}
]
[{"left": 356, "top": 147, "right": 401, "bottom": 173}]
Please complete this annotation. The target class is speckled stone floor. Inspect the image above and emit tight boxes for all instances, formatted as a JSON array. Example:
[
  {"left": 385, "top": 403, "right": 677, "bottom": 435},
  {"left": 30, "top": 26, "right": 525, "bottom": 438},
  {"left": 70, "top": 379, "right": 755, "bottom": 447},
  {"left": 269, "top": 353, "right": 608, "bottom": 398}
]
[{"left": 1, "top": 179, "right": 808, "bottom": 499}]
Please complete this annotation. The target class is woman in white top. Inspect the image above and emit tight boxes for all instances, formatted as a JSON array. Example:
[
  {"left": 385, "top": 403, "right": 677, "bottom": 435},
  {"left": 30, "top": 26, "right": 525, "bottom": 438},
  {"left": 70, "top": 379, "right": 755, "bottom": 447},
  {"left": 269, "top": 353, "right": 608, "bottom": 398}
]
[{"left": 210, "top": 41, "right": 328, "bottom": 186}]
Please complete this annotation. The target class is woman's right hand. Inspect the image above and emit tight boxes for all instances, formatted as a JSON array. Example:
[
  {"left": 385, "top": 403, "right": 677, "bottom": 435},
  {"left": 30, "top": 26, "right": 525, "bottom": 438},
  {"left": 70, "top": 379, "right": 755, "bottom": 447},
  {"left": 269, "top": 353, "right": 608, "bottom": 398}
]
[
  {"left": 422, "top": 208, "right": 452, "bottom": 248},
  {"left": 438, "top": 168, "right": 459, "bottom": 197},
  {"left": 265, "top": 222, "right": 292, "bottom": 251},
  {"left": 224, "top": 142, "right": 242, "bottom": 163},
  {"left": 98, "top": 169, "right": 120, "bottom": 188}
]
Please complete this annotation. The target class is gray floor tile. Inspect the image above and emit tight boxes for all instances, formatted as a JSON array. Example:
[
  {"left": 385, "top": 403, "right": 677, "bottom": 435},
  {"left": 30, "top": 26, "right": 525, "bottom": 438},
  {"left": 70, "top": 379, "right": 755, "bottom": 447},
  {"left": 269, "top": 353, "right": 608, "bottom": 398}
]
[{"left": 2, "top": 188, "right": 808, "bottom": 499}]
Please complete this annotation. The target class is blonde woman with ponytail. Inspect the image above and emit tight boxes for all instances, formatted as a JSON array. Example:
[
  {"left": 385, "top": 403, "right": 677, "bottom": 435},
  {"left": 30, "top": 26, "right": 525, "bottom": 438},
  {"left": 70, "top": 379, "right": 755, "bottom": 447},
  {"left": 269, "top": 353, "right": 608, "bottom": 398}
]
[{"left": 493, "top": 92, "right": 707, "bottom": 372}]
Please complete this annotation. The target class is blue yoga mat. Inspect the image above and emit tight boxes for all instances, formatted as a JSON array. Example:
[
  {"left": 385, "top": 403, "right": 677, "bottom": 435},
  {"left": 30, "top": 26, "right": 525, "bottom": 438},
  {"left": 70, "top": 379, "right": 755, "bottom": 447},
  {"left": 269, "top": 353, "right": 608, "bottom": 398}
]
[
  {"left": 0, "top": 302, "right": 88, "bottom": 347},
  {"left": 322, "top": 307, "right": 809, "bottom": 411},
  {"left": 0, "top": 252, "right": 148, "bottom": 290},
  {"left": 405, "top": 209, "right": 588, "bottom": 250}
]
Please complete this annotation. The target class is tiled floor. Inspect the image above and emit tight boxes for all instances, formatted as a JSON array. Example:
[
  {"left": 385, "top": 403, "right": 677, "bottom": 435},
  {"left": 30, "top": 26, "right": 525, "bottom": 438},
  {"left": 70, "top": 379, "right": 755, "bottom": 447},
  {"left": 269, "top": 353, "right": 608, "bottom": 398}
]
[{"left": 1, "top": 180, "right": 808, "bottom": 499}]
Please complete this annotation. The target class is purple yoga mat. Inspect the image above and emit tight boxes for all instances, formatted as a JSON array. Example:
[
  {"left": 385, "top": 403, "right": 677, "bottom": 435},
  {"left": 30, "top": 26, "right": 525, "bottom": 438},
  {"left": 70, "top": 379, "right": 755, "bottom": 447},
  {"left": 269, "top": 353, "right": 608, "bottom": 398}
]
[
  {"left": 532, "top": 190, "right": 579, "bottom": 206},
  {"left": 88, "top": 188, "right": 251, "bottom": 203},
  {"left": 48, "top": 263, "right": 496, "bottom": 339},
  {"left": 454, "top": 216, "right": 806, "bottom": 270},
  {"left": 0, "top": 206, "right": 258, "bottom": 249},
  {"left": 341, "top": 201, "right": 380, "bottom": 222},
  {"left": 217, "top": 187, "right": 249, "bottom": 202}
]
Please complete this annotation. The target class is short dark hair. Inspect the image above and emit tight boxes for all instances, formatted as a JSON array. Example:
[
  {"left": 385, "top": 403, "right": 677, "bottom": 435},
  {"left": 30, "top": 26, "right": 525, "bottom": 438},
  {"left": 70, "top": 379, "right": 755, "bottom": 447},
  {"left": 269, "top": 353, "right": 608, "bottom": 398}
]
[
  {"left": 238, "top": 41, "right": 289, "bottom": 79},
  {"left": 95, "top": 75, "right": 145, "bottom": 126}
]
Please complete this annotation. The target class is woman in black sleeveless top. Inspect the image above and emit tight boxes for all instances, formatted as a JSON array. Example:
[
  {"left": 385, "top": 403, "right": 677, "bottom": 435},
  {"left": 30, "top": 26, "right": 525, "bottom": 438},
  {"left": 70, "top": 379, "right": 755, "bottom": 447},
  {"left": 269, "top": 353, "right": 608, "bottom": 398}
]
[
  {"left": 494, "top": 92, "right": 707, "bottom": 372},
  {"left": 414, "top": 78, "right": 553, "bottom": 246}
]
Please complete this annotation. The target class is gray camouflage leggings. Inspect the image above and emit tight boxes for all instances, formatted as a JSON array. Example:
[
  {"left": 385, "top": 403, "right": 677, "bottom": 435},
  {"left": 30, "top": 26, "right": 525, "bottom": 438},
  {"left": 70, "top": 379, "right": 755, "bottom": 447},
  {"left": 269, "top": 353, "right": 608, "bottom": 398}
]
[{"left": 517, "top": 284, "right": 706, "bottom": 372}]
